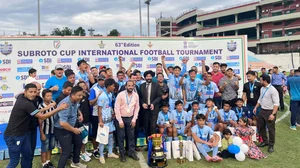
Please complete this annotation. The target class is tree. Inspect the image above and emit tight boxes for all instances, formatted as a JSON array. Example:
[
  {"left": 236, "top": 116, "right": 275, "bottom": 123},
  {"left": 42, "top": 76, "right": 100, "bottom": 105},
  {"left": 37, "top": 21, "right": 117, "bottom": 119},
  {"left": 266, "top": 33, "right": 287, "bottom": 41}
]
[
  {"left": 51, "top": 28, "right": 62, "bottom": 36},
  {"left": 108, "top": 29, "right": 120, "bottom": 36},
  {"left": 74, "top": 27, "right": 86, "bottom": 36},
  {"left": 61, "top": 27, "right": 73, "bottom": 36}
]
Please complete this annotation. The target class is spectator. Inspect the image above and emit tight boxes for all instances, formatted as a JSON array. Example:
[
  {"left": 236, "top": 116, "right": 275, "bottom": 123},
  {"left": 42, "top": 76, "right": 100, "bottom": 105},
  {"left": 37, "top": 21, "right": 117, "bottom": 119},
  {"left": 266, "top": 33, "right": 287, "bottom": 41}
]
[
  {"left": 44, "top": 65, "right": 67, "bottom": 101},
  {"left": 25, "top": 68, "right": 37, "bottom": 85}
]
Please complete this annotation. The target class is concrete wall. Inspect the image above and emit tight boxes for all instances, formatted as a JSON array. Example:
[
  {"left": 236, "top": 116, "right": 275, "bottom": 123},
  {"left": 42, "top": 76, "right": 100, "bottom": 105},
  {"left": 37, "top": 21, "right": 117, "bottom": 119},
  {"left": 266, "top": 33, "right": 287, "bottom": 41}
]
[{"left": 252, "top": 53, "right": 300, "bottom": 70}]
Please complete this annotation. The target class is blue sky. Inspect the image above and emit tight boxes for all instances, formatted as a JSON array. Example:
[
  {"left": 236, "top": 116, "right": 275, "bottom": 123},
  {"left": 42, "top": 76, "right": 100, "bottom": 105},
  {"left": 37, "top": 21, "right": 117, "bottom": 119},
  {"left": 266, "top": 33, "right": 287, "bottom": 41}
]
[{"left": 0, "top": 0, "right": 251, "bottom": 36}]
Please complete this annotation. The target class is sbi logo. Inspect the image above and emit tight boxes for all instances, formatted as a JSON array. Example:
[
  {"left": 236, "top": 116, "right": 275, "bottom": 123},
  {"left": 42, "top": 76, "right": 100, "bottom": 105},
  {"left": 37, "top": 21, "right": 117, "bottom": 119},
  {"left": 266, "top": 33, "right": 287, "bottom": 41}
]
[
  {"left": 211, "top": 56, "right": 215, "bottom": 60},
  {"left": 0, "top": 60, "right": 2, "bottom": 64},
  {"left": 16, "top": 76, "right": 20, "bottom": 80},
  {"left": 148, "top": 57, "right": 151, "bottom": 61},
  {"left": 179, "top": 57, "right": 183, "bottom": 60},
  {"left": 114, "top": 57, "right": 118, "bottom": 61},
  {"left": 78, "top": 58, "right": 82, "bottom": 61},
  {"left": 39, "top": 58, "right": 43, "bottom": 63},
  {"left": 195, "top": 63, "right": 199, "bottom": 66}
]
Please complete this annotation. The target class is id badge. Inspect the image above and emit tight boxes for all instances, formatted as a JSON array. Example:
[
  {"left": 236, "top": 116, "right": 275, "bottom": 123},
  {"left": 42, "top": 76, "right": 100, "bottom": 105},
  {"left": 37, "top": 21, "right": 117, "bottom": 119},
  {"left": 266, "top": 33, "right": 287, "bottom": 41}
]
[
  {"left": 127, "top": 108, "right": 130, "bottom": 114},
  {"left": 250, "top": 92, "right": 254, "bottom": 99}
]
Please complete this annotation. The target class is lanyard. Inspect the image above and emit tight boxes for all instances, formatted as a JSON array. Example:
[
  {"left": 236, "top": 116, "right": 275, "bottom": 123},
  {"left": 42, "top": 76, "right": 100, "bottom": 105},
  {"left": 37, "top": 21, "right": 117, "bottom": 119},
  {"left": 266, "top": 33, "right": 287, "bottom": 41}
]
[
  {"left": 104, "top": 90, "right": 112, "bottom": 107},
  {"left": 209, "top": 110, "right": 215, "bottom": 119},
  {"left": 163, "top": 112, "right": 169, "bottom": 121},
  {"left": 118, "top": 81, "right": 124, "bottom": 87},
  {"left": 79, "top": 71, "right": 87, "bottom": 81},
  {"left": 236, "top": 107, "right": 243, "bottom": 118},
  {"left": 175, "top": 77, "right": 180, "bottom": 89},
  {"left": 176, "top": 111, "right": 182, "bottom": 120},
  {"left": 224, "top": 111, "right": 229, "bottom": 121},
  {"left": 207, "top": 82, "right": 212, "bottom": 90},
  {"left": 260, "top": 86, "right": 270, "bottom": 99},
  {"left": 198, "top": 126, "right": 206, "bottom": 140},
  {"left": 190, "top": 80, "right": 196, "bottom": 91},
  {"left": 249, "top": 82, "right": 254, "bottom": 93},
  {"left": 125, "top": 91, "right": 133, "bottom": 106},
  {"left": 97, "top": 84, "right": 104, "bottom": 91}
]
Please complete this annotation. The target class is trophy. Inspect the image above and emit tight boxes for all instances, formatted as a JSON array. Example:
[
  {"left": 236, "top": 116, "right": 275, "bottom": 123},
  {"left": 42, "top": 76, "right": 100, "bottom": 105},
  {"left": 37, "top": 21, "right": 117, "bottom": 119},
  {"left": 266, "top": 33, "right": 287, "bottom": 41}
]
[
  {"left": 147, "top": 134, "right": 168, "bottom": 168},
  {"left": 177, "top": 140, "right": 186, "bottom": 164}
]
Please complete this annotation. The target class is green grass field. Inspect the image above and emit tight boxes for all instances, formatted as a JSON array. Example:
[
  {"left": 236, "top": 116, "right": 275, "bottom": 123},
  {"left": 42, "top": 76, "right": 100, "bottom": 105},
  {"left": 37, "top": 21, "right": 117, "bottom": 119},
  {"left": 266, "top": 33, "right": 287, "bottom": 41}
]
[{"left": 2, "top": 97, "right": 299, "bottom": 168}]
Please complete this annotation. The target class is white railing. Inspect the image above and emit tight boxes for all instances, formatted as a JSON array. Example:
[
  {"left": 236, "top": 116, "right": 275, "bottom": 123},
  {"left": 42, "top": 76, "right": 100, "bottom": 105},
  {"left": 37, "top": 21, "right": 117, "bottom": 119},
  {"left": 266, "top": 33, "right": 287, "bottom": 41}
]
[
  {"left": 197, "top": 0, "right": 260, "bottom": 15},
  {"left": 176, "top": 7, "right": 198, "bottom": 19}
]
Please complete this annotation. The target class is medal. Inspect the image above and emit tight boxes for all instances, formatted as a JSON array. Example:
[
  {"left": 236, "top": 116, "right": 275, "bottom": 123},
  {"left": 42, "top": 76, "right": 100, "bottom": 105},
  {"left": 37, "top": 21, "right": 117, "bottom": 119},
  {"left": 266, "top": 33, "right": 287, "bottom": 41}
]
[
  {"left": 250, "top": 92, "right": 254, "bottom": 99},
  {"left": 127, "top": 108, "right": 130, "bottom": 114}
]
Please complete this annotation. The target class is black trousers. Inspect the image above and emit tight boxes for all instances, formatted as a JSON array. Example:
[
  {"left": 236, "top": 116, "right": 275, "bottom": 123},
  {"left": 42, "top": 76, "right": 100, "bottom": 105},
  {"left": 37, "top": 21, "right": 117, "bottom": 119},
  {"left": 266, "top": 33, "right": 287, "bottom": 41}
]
[
  {"left": 144, "top": 109, "right": 158, "bottom": 138},
  {"left": 116, "top": 117, "right": 135, "bottom": 155},
  {"left": 258, "top": 109, "right": 276, "bottom": 146},
  {"left": 54, "top": 127, "right": 82, "bottom": 168},
  {"left": 30, "top": 127, "right": 37, "bottom": 160},
  {"left": 273, "top": 85, "right": 284, "bottom": 110}
]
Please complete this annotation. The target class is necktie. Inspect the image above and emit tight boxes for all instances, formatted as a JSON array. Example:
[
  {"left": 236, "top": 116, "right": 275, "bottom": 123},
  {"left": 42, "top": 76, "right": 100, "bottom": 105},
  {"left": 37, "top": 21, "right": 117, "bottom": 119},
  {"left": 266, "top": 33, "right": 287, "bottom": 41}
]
[{"left": 146, "top": 83, "right": 150, "bottom": 105}]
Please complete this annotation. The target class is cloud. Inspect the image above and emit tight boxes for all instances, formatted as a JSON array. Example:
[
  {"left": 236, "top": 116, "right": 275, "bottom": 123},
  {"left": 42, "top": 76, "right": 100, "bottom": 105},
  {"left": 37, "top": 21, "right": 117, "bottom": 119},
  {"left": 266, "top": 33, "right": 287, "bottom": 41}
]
[{"left": 0, "top": 0, "right": 251, "bottom": 36}]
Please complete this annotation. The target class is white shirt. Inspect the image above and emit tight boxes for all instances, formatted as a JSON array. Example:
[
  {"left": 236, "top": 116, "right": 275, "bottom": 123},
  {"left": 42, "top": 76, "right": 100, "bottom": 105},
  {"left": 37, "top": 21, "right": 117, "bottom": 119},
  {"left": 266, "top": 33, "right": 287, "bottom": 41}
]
[{"left": 25, "top": 76, "right": 36, "bottom": 85}]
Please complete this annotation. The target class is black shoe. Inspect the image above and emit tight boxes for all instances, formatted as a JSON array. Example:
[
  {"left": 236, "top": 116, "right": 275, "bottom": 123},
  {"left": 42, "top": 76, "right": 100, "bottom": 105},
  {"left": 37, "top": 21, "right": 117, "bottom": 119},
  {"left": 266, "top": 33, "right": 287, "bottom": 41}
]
[
  {"left": 257, "top": 142, "right": 269, "bottom": 147},
  {"left": 42, "top": 163, "right": 50, "bottom": 168},
  {"left": 48, "top": 162, "right": 55, "bottom": 168},
  {"left": 268, "top": 146, "right": 274, "bottom": 153},
  {"left": 120, "top": 154, "right": 127, "bottom": 162},
  {"left": 93, "top": 150, "right": 100, "bottom": 159},
  {"left": 128, "top": 153, "right": 140, "bottom": 161}
]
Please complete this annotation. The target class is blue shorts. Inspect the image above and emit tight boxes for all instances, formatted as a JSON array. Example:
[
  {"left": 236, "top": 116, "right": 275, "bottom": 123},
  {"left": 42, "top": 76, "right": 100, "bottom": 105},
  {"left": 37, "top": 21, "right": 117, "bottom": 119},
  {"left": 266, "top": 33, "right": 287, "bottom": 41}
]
[{"left": 41, "top": 134, "right": 55, "bottom": 153}]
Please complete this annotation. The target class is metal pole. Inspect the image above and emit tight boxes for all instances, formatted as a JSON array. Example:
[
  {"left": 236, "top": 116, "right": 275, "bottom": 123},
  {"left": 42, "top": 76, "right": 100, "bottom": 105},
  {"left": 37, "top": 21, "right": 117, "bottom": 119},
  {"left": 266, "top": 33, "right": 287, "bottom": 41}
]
[
  {"left": 290, "top": 40, "right": 295, "bottom": 68},
  {"left": 37, "top": 0, "right": 41, "bottom": 36},
  {"left": 139, "top": 0, "right": 142, "bottom": 36},
  {"left": 147, "top": 3, "right": 150, "bottom": 36}
]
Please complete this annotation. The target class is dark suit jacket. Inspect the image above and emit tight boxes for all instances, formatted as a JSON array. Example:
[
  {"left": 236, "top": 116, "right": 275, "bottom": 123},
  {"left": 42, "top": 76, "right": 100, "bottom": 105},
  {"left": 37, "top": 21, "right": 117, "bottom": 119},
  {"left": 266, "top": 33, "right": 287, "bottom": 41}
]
[{"left": 140, "top": 82, "right": 162, "bottom": 113}]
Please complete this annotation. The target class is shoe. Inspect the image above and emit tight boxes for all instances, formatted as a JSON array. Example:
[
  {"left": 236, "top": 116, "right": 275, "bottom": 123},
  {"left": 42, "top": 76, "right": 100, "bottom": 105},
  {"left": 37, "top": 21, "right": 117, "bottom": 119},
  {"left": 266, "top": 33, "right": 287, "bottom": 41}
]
[
  {"left": 93, "top": 150, "right": 100, "bottom": 159},
  {"left": 257, "top": 142, "right": 269, "bottom": 147},
  {"left": 135, "top": 147, "right": 141, "bottom": 151},
  {"left": 128, "top": 153, "right": 140, "bottom": 161},
  {"left": 99, "top": 156, "right": 105, "bottom": 164},
  {"left": 296, "top": 123, "right": 300, "bottom": 127},
  {"left": 290, "top": 126, "right": 297, "bottom": 131},
  {"left": 85, "top": 151, "right": 92, "bottom": 157},
  {"left": 48, "top": 162, "right": 55, "bottom": 168},
  {"left": 80, "top": 153, "right": 91, "bottom": 162},
  {"left": 120, "top": 154, "right": 126, "bottom": 162},
  {"left": 108, "top": 153, "right": 119, "bottom": 159},
  {"left": 70, "top": 162, "right": 87, "bottom": 168},
  {"left": 268, "top": 146, "right": 274, "bottom": 153},
  {"left": 42, "top": 163, "right": 50, "bottom": 168}
]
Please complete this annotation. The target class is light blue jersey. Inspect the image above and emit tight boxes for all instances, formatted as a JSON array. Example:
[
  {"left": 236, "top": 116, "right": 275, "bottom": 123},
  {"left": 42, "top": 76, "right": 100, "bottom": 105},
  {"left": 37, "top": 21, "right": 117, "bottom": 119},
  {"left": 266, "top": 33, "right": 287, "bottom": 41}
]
[
  {"left": 198, "top": 82, "right": 219, "bottom": 104},
  {"left": 192, "top": 125, "right": 214, "bottom": 142},
  {"left": 183, "top": 78, "right": 202, "bottom": 102},
  {"left": 97, "top": 91, "right": 115, "bottom": 132},
  {"left": 219, "top": 109, "right": 238, "bottom": 123},
  {"left": 76, "top": 71, "right": 90, "bottom": 87},
  {"left": 168, "top": 74, "right": 183, "bottom": 100},
  {"left": 187, "top": 109, "right": 206, "bottom": 124},
  {"left": 157, "top": 111, "right": 172, "bottom": 125},
  {"left": 170, "top": 110, "right": 189, "bottom": 135}
]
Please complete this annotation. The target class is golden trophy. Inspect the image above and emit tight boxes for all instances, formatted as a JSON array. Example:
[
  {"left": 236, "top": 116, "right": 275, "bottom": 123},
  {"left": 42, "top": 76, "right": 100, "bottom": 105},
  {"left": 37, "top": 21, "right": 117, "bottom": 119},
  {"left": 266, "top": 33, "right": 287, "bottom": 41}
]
[
  {"left": 177, "top": 140, "right": 186, "bottom": 164},
  {"left": 148, "top": 134, "right": 168, "bottom": 168}
]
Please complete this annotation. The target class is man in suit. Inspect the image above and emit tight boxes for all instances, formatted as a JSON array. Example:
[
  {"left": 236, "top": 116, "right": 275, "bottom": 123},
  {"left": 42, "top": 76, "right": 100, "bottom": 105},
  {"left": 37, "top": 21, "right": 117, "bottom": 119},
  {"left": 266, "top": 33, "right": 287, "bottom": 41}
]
[{"left": 140, "top": 70, "right": 162, "bottom": 138}]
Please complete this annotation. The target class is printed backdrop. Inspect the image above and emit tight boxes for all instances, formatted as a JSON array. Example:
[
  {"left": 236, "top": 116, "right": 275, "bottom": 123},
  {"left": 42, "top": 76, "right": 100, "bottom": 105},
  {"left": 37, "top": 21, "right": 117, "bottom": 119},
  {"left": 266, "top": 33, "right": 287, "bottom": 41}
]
[{"left": 0, "top": 36, "right": 247, "bottom": 125}]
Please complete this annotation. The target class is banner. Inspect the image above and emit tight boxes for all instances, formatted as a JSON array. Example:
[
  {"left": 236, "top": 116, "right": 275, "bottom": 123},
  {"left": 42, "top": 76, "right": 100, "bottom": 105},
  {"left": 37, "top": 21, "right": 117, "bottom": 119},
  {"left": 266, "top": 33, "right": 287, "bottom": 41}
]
[{"left": 0, "top": 36, "right": 248, "bottom": 125}]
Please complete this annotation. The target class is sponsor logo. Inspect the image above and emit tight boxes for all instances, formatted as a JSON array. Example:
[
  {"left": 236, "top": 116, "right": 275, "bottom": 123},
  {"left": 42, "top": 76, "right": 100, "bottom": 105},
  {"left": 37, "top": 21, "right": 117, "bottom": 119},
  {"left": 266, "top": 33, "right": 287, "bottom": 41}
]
[
  {"left": 17, "top": 59, "right": 33, "bottom": 64},
  {"left": 17, "top": 67, "right": 32, "bottom": 72},
  {"left": 1, "top": 93, "right": 14, "bottom": 98},
  {"left": 0, "top": 59, "right": 11, "bottom": 64},
  {"left": 62, "top": 65, "right": 72, "bottom": 70},
  {"left": 78, "top": 57, "right": 90, "bottom": 62},
  {"left": 194, "top": 62, "right": 203, "bottom": 67},
  {"left": 226, "top": 62, "right": 240, "bottom": 67},
  {"left": 165, "top": 57, "right": 175, "bottom": 61},
  {"left": 41, "top": 65, "right": 50, "bottom": 71},
  {"left": 37, "top": 75, "right": 50, "bottom": 80},
  {"left": 0, "top": 42, "right": 13, "bottom": 55},
  {"left": 114, "top": 57, "right": 125, "bottom": 62},
  {"left": 194, "top": 56, "right": 206, "bottom": 61},
  {"left": 0, "top": 76, "right": 7, "bottom": 81},
  {"left": 0, "top": 109, "right": 12, "bottom": 114},
  {"left": 53, "top": 40, "right": 61, "bottom": 49},
  {"left": 227, "top": 40, "right": 237, "bottom": 52},
  {"left": 233, "top": 69, "right": 240, "bottom": 74},
  {"left": 131, "top": 57, "right": 143, "bottom": 62},
  {"left": 179, "top": 56, "right": 189, "bottom": 61},
  {"left": 227, "top": 55, "right": 239, "bottom": 60},
  {"left": 57, "top": 58, "right": 72, "bottom": 63},
  {"left": 133, "top": 63, "right": 142, "bottom": 68},
  {"left": 184, "top": 41, "right": 199, "bottom": 49},
  {"left": 0, "top": 84, "right": 10, "bottom": 91},
  {"left": 16, "top": 75, "right": 28, "bottom": 80},
  {"left": 95, "top": 65, "right": 109, "bottom": 69},
  {"left": 39, "top": 58, "right": 52, "bottom": 63},
  {"left": 147, "top": 57, "right": 158, "bottom": 61},
  {"left": 211, "top": 56, "right": 222, "bottom": 60},
  {"left": 166, "top": 64, "right": 175, "bottom": 67},
  {"left": 98, "top": 41, "right": 106, "bottom": 49},
  {"left": 95, "top": 58, "right": 109, "bottom": 62},
  {"left": 0, "top": 68, "right": 11, "bottom": 73},
  {"left": 147, "top": 64, "right": 156, "bottom": 69},
  {"left": 0, "top": 101, "right": 14, "bottom": 107}
]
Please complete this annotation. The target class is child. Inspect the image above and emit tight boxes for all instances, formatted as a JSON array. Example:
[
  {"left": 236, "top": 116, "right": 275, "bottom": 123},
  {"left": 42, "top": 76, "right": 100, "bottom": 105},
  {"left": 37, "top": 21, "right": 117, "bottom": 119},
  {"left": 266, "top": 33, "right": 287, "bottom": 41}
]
[
  {"left": 38, "top": 89, "right": 56, "bottom": 168},
  {"left": 203, "top": 98, "right": 222, "bottom": 131},
  {"left": 218, "top": 129, "right": 235, "bottom": 159},
  {"left": 157, "top": 103, "right": 173, "bottom": 142},
  {"left": 219, "top": 101, "right": 238, "bottom": 132},
  {"left": 187, "top": 102, "right": 206, "bottom": 126},
  {"left": 233, "top": 98, "right": 255, "bottom": 126},
  {"left": 192, "top": 114, "right": 222, "bottom": 162},
  {"left": 170, "top": 100, "right": 191, "bottom": 140},
  {"left": 55, "top": 81, "right": 73, "bottom": 104},
  {"left": 65, "top": 70, "right": 76, "bottom": 86},
  {"left": 235, "top": 117, "right": 267, "bottom": 160},
  {"left": 25, "top": 68, "right": 37, "bottom": 84},
  {"left": 77, "top": 81, "right": 92, "bottom": 162},
  {"left": 97, "top": 79, "right": 119, "bottom": 164}
]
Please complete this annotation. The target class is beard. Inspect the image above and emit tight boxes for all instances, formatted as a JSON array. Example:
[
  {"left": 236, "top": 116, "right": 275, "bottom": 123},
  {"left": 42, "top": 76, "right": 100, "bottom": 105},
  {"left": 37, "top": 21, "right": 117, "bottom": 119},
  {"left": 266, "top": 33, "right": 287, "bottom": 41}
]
[
  {"left": 146, "top": 78, "right": 152, "bottom": 83},
  {"left": 127, "top": 88, "right": 133, "bottom": 93}
]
